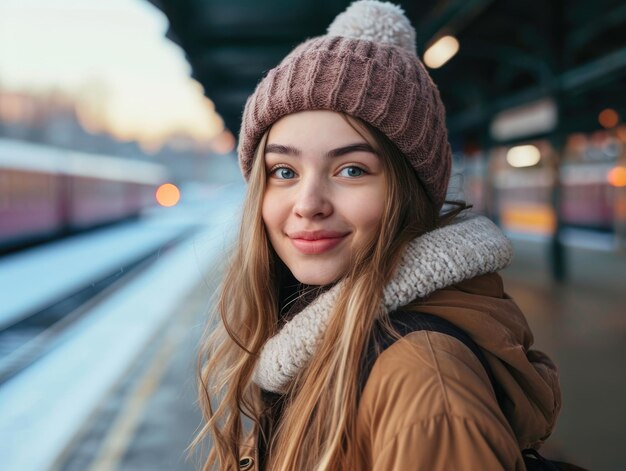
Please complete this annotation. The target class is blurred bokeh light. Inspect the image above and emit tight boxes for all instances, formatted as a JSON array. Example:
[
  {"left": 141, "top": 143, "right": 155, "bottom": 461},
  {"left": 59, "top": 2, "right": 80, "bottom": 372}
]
[
  {"left": 423, "top": 35, "right": 460, "bottom": 69},
  {"left": 506, "top": 144, "right": 542, "bottom": 168},
  {"left": 608, "top": 166, "right": 626, "bottom": 187},
  {"left": 599, "top": 108, "right": 620, "bottom": 129},
  {"left": 155, "top": 182, "right": 181, "bottom": 207}
]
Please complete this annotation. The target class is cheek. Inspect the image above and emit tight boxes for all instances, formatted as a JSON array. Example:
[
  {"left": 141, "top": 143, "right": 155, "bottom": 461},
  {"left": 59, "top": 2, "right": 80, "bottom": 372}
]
[
  {"left": 349, "top": 188, "right": 386, "bottom": 235},
  {"left": 359, "top": 203, "right": 385, "bottom": 234}
]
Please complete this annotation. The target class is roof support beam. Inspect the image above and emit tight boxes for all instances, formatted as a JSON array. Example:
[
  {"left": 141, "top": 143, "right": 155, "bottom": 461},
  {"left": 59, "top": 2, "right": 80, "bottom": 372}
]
[
  {"left": 447, "top": 45, "right": 626, "bottom": 133},
  {"left": 567, "top": 3, "right": 626, "bottom": 50},
  {"left": 560, "top": 46, "right": 626, "bottom": 91}
]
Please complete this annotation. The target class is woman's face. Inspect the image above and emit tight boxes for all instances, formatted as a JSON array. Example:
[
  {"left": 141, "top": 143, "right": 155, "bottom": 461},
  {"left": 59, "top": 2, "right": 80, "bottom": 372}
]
[{"left": 262, "top": 110, "right": 386, "bottom": 285}]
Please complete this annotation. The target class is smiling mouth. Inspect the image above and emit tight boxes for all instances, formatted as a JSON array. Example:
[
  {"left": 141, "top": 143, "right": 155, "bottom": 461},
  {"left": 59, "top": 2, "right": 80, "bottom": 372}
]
[{"left": 288, "top": 232, "right": 349, "bottom": 255}]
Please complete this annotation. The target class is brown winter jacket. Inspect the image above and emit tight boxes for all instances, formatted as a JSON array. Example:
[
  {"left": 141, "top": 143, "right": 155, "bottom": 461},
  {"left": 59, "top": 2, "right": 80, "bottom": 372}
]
[{"left": 239, "top": 272, "right": 561, "bottom": 470}]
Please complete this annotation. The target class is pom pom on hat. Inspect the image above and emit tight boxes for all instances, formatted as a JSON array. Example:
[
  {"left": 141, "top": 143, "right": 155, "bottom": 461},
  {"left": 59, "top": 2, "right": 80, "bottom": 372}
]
[{"left": 327, "top": 0, "right": 416, "bottom": 55}]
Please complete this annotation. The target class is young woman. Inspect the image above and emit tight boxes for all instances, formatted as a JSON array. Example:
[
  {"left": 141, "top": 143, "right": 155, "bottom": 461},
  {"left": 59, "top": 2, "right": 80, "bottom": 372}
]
[{"left": 193, "top": 2, "right": 561, "bottom": 470}]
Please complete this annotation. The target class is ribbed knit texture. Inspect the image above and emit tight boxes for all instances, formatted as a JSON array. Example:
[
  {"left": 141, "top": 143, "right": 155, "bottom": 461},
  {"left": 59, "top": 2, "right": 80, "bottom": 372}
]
[
  {"left": 238, "top": 2, "right": 452, "bottom": 209},
  {"left": 253, "top": 215, "right": 514, "bottom": 393}
]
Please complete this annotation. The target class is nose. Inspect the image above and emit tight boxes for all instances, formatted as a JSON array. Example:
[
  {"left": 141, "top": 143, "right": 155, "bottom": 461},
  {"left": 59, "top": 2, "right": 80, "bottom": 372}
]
[{"left": 292, "top": 177, "right": 333, "bottom": 219}]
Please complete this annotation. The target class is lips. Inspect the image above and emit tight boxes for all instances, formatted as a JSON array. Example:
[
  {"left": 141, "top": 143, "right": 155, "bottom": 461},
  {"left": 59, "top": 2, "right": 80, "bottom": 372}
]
[{"left": 288, "top": 230, "right": 350, "bottom": 255}]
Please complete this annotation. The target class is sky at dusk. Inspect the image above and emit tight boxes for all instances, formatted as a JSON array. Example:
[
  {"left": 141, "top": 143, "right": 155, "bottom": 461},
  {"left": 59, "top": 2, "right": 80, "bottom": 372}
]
[{"left": 0, "top": 0, "right": 223, "bottom": 149}]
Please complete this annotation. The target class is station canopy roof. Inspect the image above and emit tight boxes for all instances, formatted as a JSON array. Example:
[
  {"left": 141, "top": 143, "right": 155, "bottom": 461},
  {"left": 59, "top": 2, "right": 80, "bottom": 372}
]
[{"left": 149, "top": 0, "right": 626, "bottom": 148}]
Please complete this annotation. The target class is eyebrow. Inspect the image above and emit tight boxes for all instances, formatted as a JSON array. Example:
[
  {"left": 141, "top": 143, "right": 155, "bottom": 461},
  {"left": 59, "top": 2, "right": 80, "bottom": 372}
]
[{"left": 264, "top": 143, "right": 377, "bottom": 159}]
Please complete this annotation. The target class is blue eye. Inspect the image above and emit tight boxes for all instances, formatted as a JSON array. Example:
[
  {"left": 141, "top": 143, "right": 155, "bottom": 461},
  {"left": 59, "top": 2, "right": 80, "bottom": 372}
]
[
  {"left": 339, "top": 166, "right": 365, "bottom": 177},
  {"left": 271, "top": 167, "right": 296, "bottom": 179}
]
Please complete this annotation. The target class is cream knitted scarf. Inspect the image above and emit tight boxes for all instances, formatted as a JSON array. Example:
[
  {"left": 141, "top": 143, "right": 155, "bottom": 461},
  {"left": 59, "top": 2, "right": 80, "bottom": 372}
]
[{"left": 252, "top": 215, "right": 513, "bottom": 393}]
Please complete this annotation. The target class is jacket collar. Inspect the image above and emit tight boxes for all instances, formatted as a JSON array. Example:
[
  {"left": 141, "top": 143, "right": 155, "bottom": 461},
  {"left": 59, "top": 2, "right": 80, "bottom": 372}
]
[{"left": 252, "top": 214, "right": 513, "bottom": 393}]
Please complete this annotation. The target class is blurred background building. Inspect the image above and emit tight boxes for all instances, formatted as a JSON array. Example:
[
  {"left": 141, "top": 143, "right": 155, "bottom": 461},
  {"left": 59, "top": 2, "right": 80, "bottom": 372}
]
[{"left": 0, "top": 1, "right": 625, "bottom": 470}]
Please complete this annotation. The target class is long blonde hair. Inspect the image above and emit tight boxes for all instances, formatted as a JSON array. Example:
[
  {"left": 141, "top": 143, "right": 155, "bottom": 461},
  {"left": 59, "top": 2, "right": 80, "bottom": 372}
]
[{"left": 192, "top": 115, "right": 465, "bottom": 470}]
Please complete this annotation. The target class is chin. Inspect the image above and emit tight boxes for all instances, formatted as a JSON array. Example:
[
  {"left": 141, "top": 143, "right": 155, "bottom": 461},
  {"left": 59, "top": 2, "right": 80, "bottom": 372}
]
[{"left": 290, "top": 264, "right": 344, "bottom": 286}]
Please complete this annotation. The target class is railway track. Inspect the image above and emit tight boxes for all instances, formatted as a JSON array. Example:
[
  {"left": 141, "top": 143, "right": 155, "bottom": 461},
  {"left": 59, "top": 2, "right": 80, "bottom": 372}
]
[{"left": 0, "top": 232, "right": 192, "bottom": 386}]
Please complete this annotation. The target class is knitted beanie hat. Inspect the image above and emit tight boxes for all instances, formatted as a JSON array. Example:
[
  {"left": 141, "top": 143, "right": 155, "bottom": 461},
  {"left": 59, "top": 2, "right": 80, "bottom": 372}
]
[{"left": 238, "top": 0, "right": 451, "bottom": 209}]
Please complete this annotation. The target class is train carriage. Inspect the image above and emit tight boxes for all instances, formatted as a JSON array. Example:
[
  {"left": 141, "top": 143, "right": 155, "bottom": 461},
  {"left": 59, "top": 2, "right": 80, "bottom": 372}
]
[{"left": 0, "top": 138, "right": 168, "bottom": 252}]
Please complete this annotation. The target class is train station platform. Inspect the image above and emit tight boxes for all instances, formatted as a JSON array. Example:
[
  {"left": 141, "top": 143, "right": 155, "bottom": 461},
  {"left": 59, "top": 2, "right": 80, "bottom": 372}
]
[
  {"left": 0, "top": 184, "right": 243, "bottom": 471},
  {"left": 501, "top": 234, "right": 626, "bottom": 471},
  {"left": 1, "top": 202, "right": 624, "bottom": 471}
]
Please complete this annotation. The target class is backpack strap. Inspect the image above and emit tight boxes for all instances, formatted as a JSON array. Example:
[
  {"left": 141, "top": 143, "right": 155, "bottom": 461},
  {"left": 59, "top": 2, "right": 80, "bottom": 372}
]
[{"left": 360, "top": 310, "right": 507, "bottom": 411}]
